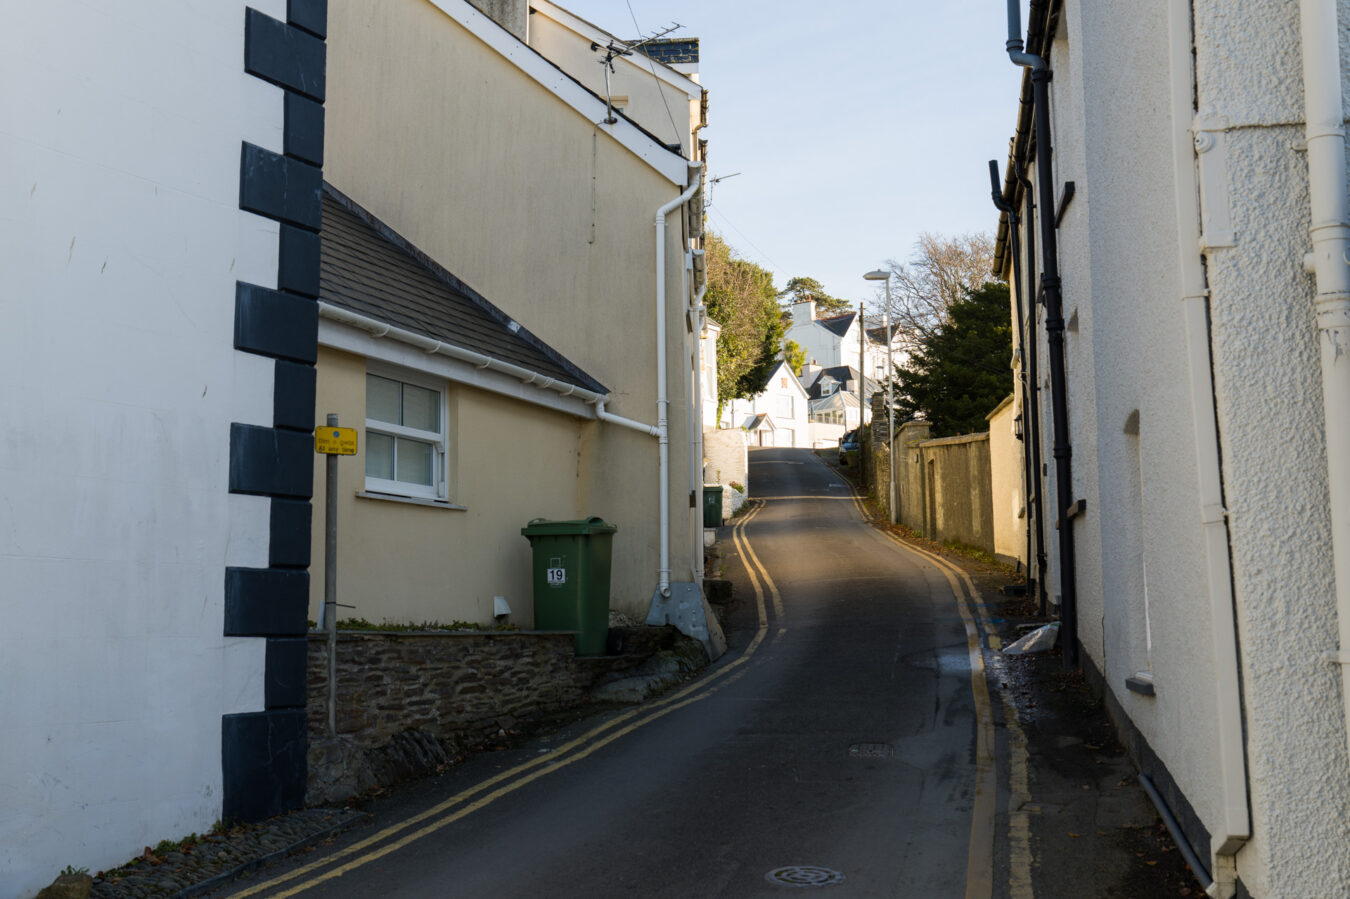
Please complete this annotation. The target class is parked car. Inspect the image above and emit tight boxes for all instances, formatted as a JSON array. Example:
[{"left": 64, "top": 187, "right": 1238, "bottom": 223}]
[{"left": 838, "top": 429, "right": 860, "bottom": 464}]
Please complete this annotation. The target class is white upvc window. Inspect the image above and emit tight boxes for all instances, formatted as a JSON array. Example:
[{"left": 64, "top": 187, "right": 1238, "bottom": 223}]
[{"left": 364, "top": 370, "right": 447, "bottom": 501}]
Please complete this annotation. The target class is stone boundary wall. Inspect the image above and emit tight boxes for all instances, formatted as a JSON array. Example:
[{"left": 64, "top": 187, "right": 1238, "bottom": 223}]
[
  {"left": 306, "top": 627, "right": 678, "bottom": 802},
  {"left": 893, "top": 424, "right": 994, "bottom": 554}
]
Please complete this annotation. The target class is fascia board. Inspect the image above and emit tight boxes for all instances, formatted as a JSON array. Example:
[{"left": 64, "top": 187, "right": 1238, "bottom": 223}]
[
  {"left": 428, "top": 0, "right": 688, "bottom": 185},
  {"left": 531, "top": 0, "right": 702, "bottom": 100},
  {"left": 319, "top": 318, "right": 597, "bottom": 420}
]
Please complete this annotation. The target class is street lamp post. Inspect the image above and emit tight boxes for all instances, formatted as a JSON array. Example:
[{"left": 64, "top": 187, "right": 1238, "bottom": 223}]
[{"left": 864, "top": 269, "right": 896, "bottom": 524}]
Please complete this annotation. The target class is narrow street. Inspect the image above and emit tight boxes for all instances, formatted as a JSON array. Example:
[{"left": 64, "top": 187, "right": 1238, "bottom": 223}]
[{"left": 212, "top": 447, "right": 1188, "bottom": 898}]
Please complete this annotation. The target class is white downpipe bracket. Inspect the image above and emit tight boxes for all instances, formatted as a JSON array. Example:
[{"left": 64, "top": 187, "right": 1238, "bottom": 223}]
[
  {"left": 1300, "top": 0, "right": 1350, "bottom": 803},
  {"left": 1168, "top": 0, "right": 1250, "bottom": 888}
]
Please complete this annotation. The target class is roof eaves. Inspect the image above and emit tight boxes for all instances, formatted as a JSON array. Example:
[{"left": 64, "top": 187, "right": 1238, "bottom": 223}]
[
  {"left": 993, "top": 0, "right": 1062, "bottom": 279},
  {"left": 427, "top": 0, "right": 689, "bottom": 183},
  {"left": 530, "top": 0, "right": 702, "bottom": 100}
]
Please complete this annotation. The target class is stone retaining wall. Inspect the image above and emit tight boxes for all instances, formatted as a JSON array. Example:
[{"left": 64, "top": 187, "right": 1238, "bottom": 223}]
[{"left": 305, "top": 627, "right": 679, "bottom": 802}]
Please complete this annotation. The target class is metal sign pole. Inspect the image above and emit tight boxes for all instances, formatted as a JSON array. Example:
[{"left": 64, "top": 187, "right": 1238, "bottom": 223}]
[{"left": 324, "top": 412, "right": 339, "bottom": 738}]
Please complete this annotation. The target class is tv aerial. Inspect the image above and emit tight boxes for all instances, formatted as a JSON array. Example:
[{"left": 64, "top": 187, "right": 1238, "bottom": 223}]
[
  {"left": 706, "top": 172, "right": 742, "bottom": 209},
  {"left": 591, "top": 22, "right": 682, "bottom": 125}
]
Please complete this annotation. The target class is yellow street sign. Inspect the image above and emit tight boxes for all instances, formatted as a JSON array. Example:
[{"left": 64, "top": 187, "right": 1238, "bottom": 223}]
[{"left": 315, "top": 426, "right": 358, "bottom": 455}]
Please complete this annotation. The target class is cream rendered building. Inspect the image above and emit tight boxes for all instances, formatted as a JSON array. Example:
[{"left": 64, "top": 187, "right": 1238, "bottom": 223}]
[
  {"left": 997, "top": 0, "right": 1350, "bottom": 895},
  {"left": 314, "top": 0, "right": 720, "bottom": 653},
  {"left": 525, "top": 0, "right": 706, "bottom": 160}
]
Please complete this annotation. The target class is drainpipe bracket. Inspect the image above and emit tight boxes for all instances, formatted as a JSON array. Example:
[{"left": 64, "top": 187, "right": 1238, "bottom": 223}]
[
  {"left": 1201, "top": 503, "right": 1229, "bottom": 525},
  {"left": 1324, "top": 650, "right": 1350, "bottom": 665}
]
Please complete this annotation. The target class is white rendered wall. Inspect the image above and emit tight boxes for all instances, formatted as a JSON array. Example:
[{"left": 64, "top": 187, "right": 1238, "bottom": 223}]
[
  {"left": 1060, "top": 0, "right": 1225, "bottom": 845},
  {"left": 0, "top": 2, "right": 284, "bottom": 893},
  {"left": 1193, "top": 0, "right": 1350, "bottom": 892},
  {"left": 1031, "top": 1, "right": 1350, "bottom": 893},
  {"left": 785, "top": 318, "right": 859, "bottom": 372}
]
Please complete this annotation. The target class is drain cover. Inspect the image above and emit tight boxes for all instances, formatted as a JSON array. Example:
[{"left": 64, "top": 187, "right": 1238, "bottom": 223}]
[
  {"left": 765, "top": 866, "right": 846, "bottom": 888},
  {"left": 848, "top": 742, "right": 894, "bottom": 759}
]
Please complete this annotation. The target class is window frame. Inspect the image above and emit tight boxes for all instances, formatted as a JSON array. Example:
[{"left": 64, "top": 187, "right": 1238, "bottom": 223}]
[{"left": 363, "top": 365, "right": 449, "bottom": 502}]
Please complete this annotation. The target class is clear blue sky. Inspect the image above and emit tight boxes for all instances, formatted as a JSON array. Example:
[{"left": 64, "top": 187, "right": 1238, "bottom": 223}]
[{"left": 555, "top": 0, "right": 1025, "bottom": 305}]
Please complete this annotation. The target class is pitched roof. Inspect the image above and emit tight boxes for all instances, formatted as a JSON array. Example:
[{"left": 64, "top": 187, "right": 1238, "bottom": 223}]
[
  {"left": 319, "top": 184, "right": 606, "bottom": 395},
  {"left": 803, "top": 365, "right": 879, "bottom": 399},
  {"left": 746, "top": 413, "right": 773, "bottom": 431},
  {"left": 817, "top": 312, "right": 857, "bottom": 338},
  {"left": 866, "top": 322, "right": 901, "bottom": 343}
]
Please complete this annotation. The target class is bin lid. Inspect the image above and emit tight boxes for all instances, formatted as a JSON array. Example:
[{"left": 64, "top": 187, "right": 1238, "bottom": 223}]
[{"left": 521, "top": 516, "right": 618, "bottom": 537}]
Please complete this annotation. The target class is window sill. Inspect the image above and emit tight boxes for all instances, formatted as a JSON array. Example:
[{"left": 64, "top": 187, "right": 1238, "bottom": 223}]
[{"left": 356, "top": 491, "right": 467, "bottom": 511}]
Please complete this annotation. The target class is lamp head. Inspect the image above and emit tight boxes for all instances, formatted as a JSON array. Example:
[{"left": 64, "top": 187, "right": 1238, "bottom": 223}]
[{"left": 863, "top": 270, "right": 890, "bottom": 281}]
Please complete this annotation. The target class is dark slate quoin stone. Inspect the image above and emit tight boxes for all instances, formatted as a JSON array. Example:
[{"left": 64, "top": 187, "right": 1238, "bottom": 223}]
[
  {"left": 224, "top": 566, "right": 309, "bottom": 636},
  {"left": 235, "top": 282, "right": 318, "bottom": 364},
  {"left": 283, "top": 92, "right": 325, "bottom": 167},
  {"left": 278, "top": 224, "right": 322, "bottom": 297},
  {"left": 265, "top": 638, "right": 310, "bottom": 708},
  {"left": 269, "top": 498, "right": 313, "bottom": 569},
  {"left": 240, "top": 143, "right": 322, "bottom": 231},
  {"left": 288, "top": 0, "right": 328, "bottom": 39},
  {"left": 222, "top": 710, "right": 307, "bottom": 822},
  {"left": 229, "top": 423, "right": 315, "bottom": 498},
  {"left": 244, "top": 7, "right": 326, "bottom": 101},
  {"left": 273, "top": 360, "right": 317, "bottom": 431}
]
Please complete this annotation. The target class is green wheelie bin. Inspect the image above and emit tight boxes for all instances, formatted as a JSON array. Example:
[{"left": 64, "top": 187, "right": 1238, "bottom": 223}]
[
  {"left": 520, "top": 517, "right": 618, "bottom": 655},
  {"left": 702, "top": 485, "right": 724, "bottom": 527}
]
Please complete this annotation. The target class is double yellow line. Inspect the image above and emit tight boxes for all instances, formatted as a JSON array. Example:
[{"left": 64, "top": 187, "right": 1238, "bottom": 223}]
[
  {"left": 828, "top": 460, "right": 1034, "bottom": 899},
  {"left": 233, "top": 504, "right": 783, "bottom": 897}
]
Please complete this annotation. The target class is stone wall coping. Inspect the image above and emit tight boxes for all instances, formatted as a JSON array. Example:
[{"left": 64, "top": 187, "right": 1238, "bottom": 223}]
[{"left": 916, "top": 431, "right": 990, "bottom": 449}]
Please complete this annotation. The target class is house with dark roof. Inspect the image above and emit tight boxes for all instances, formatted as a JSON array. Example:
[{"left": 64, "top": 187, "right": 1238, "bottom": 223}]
[
  {"left": 316, "top": 0, "right": 720, "bottom": 655},
  {"left": 801, "top": 365, "right": 879, "bottom": 433},
  {"left": 720, "top": 361, "right": 812, "bottom": 447},
  {"left": 784, "top": 300, "right": 898, "bottom": 388}
]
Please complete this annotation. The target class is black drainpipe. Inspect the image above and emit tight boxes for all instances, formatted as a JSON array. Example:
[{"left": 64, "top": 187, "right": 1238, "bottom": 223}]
[
  {"left": 1018, "top": 166, "right": 1049, "bottom": 616},
  {"left": 988, "top": 160, "right": 1035, "bottom": 601},
  {"left": 1006, "top": 0, "right": 1079, "bottom": 667}
]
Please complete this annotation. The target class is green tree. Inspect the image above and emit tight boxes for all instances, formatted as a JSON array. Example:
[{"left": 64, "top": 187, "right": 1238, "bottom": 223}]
[
  {"left": 704, "top": 233, "right": 783, "bottom": 420},
  {"left": 779, "top": 276, "right": 852, "bottom": 317},
  {"left": 782, "top": 339, "right": 807, "bottom": 376},
  {"left": 894, "top": 282, "right": 1012, "bottom": 437}
]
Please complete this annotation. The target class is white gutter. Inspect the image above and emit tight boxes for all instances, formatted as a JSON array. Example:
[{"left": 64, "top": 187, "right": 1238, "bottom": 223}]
[
  {"left": 1300, "top": 0, "right": 1350, "bottom": 817},
  {"left": 654, "top": 164, "right": 703, "bottom": 597},
  {"left": 320, "top": 302, "right": 606, "bottom": 400},
  {"left": 1167, "top": 2, "right": 1250, "bottom": 893}
]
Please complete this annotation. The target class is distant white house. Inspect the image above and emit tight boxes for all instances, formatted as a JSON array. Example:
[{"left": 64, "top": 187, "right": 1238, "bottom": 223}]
[
  {"left": 721, "top": 360, "right": 811, "bottom": 447},
  {"left": 801, "top": 364, "right": 877, "bottom": 431},
  {"left": 784, "top": 300, "right": 900, "bottom": 388},
  {"left": 700, "top": 315, "right": 721, "bottom": 431}
]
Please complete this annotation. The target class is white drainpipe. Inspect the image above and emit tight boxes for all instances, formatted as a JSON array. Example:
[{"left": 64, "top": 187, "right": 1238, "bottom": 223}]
[
  {"left": 1167, "top": 3, "right": 1250, "bottom": 893},
  {"left": 654, "top": 164, "right": 703, "bottom": 597},
  {"left": 691, "top": 281, "right": 709, "bottom": 583},
  {"left": 1300, "top": 0, "right": 1350, "bottom": 801}
]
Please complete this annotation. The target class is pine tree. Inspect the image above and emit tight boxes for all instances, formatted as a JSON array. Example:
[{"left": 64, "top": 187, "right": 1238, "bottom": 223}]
[{"left": 894, "top": 282, "right": 1012, "bottom": 437}]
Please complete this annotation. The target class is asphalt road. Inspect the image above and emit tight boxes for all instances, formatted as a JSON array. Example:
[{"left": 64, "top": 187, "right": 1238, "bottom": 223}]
[{"left": 225, "top": 446, "right": 1014, "bottom": 898}]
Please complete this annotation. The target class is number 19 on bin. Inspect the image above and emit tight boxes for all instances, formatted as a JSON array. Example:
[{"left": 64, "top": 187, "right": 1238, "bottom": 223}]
[{"left": 547, "top": 566, "right": 566, "bottom": 587}]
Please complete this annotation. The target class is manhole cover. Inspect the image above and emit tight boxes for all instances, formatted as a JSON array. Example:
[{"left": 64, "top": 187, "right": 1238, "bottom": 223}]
[
  {"left": 848, "top": 742, "right": 894, "bottom": 759},
  {"left": 765, "top": 866, "right": 846, "bottom": 888}
]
